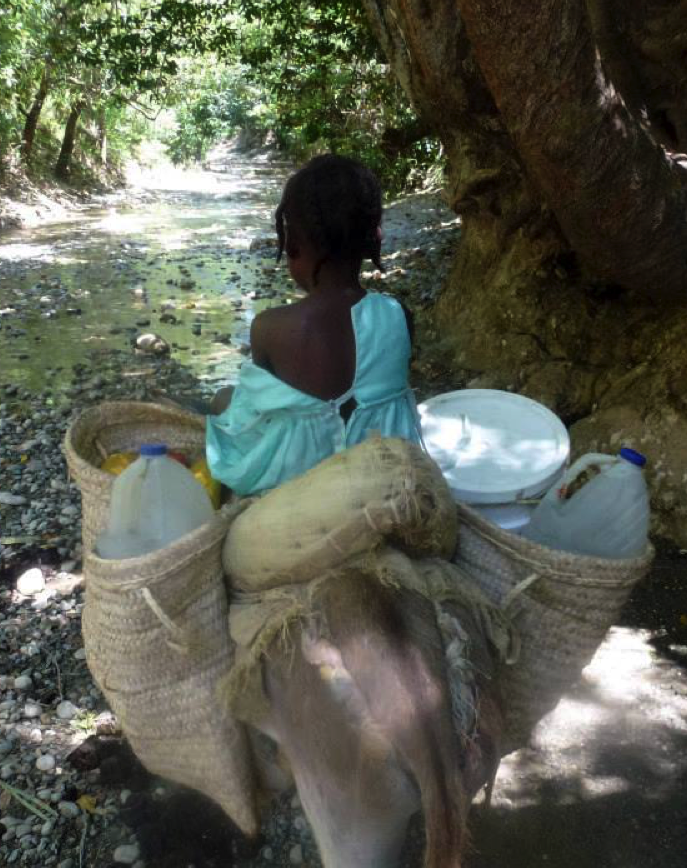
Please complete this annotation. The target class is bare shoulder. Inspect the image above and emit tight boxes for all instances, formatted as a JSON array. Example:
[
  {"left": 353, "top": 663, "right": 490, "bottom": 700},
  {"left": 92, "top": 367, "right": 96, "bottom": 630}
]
[{"left": 250, "top": 302, "right": 306, "bottom": 368}]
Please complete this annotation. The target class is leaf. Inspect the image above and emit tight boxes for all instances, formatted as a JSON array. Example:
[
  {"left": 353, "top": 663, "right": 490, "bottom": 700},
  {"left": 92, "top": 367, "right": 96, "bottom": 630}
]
[
  {"left": 77, "top": 794, "right": 97, "bottom": 813},
  {"left": 0, "top": 535, "right": 43, "bottom": 545}
]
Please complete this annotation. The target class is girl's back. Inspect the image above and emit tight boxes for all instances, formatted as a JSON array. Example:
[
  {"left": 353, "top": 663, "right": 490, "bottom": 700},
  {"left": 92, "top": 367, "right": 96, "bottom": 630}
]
[{"left": 250, "top": 287, "right": 365, "bottom": 403}]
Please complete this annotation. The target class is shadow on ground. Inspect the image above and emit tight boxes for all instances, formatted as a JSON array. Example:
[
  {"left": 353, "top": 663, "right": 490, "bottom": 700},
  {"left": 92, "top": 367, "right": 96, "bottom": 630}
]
[{"left": 467, "top": 616, "right": 687, "bottom": 868}]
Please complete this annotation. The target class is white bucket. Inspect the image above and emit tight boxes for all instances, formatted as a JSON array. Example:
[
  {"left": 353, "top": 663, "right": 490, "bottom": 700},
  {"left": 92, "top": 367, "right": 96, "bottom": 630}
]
[{"left": 418, "top": 389, "right": 570, "bottom": 534}]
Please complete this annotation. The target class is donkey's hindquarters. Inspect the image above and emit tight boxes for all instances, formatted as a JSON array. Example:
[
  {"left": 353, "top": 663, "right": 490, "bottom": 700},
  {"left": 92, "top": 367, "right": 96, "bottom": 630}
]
[{"left": 258, "top": 572, "right": 505, "bottom": 868}]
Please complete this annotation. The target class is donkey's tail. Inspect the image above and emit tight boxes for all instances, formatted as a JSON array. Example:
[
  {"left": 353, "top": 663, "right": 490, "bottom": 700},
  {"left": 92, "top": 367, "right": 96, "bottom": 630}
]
[{"left": 324, "top": 574, "right": 470, "bottom": 868}]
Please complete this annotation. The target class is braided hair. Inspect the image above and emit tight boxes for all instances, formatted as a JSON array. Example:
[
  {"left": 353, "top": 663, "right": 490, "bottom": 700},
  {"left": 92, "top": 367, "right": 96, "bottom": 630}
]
[{"left": 276, "top": 154, "right": 383, "bottom": 285}]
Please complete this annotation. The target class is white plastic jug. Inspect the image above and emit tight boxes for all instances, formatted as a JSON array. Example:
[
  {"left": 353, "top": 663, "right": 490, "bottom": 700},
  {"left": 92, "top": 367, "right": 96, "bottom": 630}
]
[
  {"left": 96, "top": 444, "right": 214, "bottom": 559},
  {"left": 521, "top": 448, "right": 649, "bottom": 558}
]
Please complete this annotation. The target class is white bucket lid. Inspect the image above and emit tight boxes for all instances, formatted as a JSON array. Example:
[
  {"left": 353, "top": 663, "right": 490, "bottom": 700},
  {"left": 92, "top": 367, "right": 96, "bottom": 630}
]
[{"left": 418, "top": 389, "right": 570, "bottom": 505}]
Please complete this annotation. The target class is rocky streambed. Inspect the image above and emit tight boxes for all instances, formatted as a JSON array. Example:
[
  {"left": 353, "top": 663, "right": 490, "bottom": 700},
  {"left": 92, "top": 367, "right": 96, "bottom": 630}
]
[{"left": 0, "top": 158, "right": 458, "bottom": 868}]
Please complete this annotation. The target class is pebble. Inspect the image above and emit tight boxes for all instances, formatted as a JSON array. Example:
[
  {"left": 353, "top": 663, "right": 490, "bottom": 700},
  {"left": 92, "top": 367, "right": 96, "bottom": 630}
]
[
  {"left": 35, "top": 753, "right": 56, "bottom": 772},
  {"left": 135, "top": 333, "right": 169, "bottom": 354},
  {"left": 289, "top": 843, "right": 304, "bottom": 864},
  {"left": 56, "top": 700, "right": 78, "bottom": 720},
  {"left": 16, "top": 568, "right": 45, "bottom": 596},
  {"left": 113, "top": 842, "right": 141, "bottom": 864},
  {"left": 13, "top": 674, "right": 33, "bottom": 690},
  {"left": 58, "top": 801, "right": 81, "bottom": 819},
  {"left": 23, "top": 702, "right": 42, "bottom": 718},
  {"left": 74, "top": 648, "right": 87, "bottom": 660},
  {"left": 0, "top": 491, "right": 27, "bottom": 506}
]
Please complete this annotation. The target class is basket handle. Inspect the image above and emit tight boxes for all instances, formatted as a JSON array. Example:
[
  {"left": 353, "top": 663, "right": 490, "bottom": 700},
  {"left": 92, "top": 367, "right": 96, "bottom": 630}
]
[
  {"left": 501, "top": 573, "right": 541, "bottom": 614},
  {"left": 140, "top": 587, "right": 193, "bottom": 654}
]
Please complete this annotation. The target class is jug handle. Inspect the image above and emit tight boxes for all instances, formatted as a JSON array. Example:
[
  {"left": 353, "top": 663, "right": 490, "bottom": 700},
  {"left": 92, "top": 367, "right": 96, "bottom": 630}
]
[{"left": 547, "top": 453, "right": 617, "bottom": 501}]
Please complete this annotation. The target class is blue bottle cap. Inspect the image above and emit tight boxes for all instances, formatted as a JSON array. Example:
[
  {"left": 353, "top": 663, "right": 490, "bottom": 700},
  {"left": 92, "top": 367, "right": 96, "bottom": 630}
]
[
  {"left": 139, "top": 443, "right": 167, "bottom": 457},
  {"left": 619, "top": 447, "right": 646, "bottom": 467}
]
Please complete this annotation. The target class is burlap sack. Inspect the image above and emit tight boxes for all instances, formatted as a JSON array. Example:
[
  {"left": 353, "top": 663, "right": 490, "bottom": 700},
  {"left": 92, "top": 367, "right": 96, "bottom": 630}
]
[
  {"left": 222, "top": 437, "right": 458, "bottom": 591},
  {"left": 82, "top": 504, "right": 258, "bottom": 837}
]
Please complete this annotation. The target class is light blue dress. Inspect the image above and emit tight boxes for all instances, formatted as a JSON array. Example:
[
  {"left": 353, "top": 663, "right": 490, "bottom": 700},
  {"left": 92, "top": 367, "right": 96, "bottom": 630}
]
[{"left": 206, "top": 292, "right": 421, "bottom": 496}]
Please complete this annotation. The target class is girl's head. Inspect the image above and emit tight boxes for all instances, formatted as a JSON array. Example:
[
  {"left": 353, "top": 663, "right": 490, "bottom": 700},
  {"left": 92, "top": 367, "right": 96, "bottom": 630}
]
[{"left": 276, "top": 154, "right": 383, "bottom": 288}]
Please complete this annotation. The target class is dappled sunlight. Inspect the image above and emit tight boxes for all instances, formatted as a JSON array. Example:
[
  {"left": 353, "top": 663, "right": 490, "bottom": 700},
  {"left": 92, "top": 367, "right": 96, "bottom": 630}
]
[
  {"left": 419, "top": 392, "right": 569, "bottom": 501},
  {"left": 0, "top": 159, "right": 294, "bottom": 392},
  {"left": 466, "top": 627, "right": 687, "bottom": 866},
  {"left": 548, "top": 696, "right": 613, "bottom": 729},
  {"left": 490, "top": 627, "right": 687, "bottom": 810},
  {"left": 0, "top": 241, "right": 60, "bottom": 263}
]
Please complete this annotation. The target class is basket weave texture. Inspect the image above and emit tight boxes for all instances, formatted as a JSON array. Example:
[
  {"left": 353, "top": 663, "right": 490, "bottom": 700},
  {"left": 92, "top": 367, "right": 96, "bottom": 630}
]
[
  {"left": 65, "top": 403, "right": 258, "bottom": 836},
  {"left": 63, "top": 401, "right": 207, "bottom": 556},
  {"left": 453, "top": 502, "right": 654, "bottom": 754}
]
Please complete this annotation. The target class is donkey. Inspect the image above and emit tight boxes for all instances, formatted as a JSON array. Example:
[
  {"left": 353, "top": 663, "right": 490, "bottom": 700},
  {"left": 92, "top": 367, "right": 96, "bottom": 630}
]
[{"left": 251, "top": 570, "right": 505, "bottom": 868}]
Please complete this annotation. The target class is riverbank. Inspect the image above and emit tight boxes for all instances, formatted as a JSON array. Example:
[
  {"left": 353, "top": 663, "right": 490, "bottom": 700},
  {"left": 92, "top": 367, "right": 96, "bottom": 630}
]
[{"left": 0, "top": 151, "right": 127, "bottom": 234}]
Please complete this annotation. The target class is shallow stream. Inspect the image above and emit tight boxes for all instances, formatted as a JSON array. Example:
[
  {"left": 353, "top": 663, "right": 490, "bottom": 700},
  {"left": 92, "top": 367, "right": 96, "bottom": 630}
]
[{"left": 0, "top": 155, "right": 296, "bottom": 395}]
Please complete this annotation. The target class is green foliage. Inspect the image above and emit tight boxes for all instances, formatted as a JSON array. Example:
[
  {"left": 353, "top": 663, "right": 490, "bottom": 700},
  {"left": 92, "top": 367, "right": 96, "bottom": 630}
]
[
  {"left": 162, "top": 62, "right": 260, "bottom": 164},
  {"left": 157, "top": 2, "right": 441, "bottom": 191},
  {"left": 0, "top": 0, "right": 441, "bottom": 193}
]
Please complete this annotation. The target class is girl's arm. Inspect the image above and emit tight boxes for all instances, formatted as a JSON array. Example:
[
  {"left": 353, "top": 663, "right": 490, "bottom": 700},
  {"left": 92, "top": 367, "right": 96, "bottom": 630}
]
[{"left": 250, "top": 312, "right": 272, "bottom": 370}]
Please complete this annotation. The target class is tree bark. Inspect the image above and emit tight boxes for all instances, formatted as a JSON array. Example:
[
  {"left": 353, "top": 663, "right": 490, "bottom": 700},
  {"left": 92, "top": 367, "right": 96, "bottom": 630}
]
[
  {"left": 21, "top": 67, "right": 50, "bottom": 162},
  {"left": 362, "top": 0, "right": 687, "bottom": 547},
  {"left": 97, "top": 108, "right": 107, "bottom": 166},
  {"left": 455, "top": 0, "right": 687, "bottom": 300},
  {"left": 55, "top": 100, "right": 85, "bottom": 180}
]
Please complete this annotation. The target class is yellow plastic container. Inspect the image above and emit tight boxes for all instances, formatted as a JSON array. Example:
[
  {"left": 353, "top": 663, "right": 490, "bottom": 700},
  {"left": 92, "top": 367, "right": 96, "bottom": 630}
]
[
  {"left": 101, "top": 452, "right": 137, "bottom": 476},
  {"left": 191, "top": 458, "right": 222, "bottom": 509}
]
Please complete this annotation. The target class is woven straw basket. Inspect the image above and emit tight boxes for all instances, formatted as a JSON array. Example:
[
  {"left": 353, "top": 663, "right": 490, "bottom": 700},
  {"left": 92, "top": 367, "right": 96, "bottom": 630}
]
[
  {"left": 64, "top": 401, "right": 208, "bottom": 556},
  {"left": 453, "top": 502, "right": 654, "bottom": 754},
  {"left": 64, "top": 403, "right": 258, "bottom": 836}
]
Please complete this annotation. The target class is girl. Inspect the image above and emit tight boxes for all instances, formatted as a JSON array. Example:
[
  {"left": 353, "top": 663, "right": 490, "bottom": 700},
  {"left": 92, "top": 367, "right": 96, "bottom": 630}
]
[{"left": 206, "top": 154, "right": 421, "bottom": 496}]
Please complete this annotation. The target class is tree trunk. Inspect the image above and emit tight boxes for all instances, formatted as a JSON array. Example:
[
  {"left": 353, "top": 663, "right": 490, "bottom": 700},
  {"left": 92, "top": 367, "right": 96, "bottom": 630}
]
[
  {"left": 54, "top": 100, "right": 85, "bottom": 180},
  {"left": 455, "top": 0, "right": 687, "bottom": 301},
  {"left": 363, "top": 0, "right": 687, "bottom": 546},
  {"left": 97, "top": 108, "right": 107, "bottom": 166},
  {"left": 21, "top": 67, "right": 50, "bottom": 162}
]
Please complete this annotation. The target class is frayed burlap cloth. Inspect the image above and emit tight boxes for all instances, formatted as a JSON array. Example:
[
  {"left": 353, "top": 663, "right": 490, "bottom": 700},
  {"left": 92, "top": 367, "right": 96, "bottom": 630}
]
[
  {"left": 223, "top": 437, "right": 458, "bottom": 591},
  {"left": 221, "top": 546, "right": 520, "bottom": 740}
]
